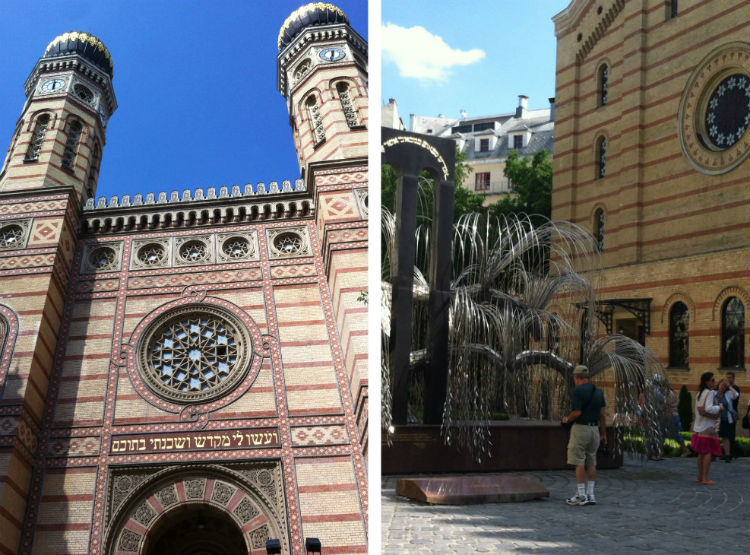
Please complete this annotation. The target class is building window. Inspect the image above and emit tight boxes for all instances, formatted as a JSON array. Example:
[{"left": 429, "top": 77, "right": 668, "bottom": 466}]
[
  {"left": 598, "top": 64, "right": 609, "bottom": 106},
  {"left": 61, "top": 120, "right": 83, "bottom": 170},
  {"left": 479, "top": 138, "right": 489, "bottom": 152},
  {"left": 138, "top": 305, "right": 252, "bottom": 403},
  {"left": 667, "top": 0, "right": 678, "bottom": 19},
  {"left": 475, "top": 172, "right": 490, "bottom": 191},
  {"left": 593, "top": 208, "right": 605, "bottom": 252},
  {"left": 668, "top": 302, "right": 689, "bottom": 368},
  {"left": 25, "top": 114, "right": 50, "bottom": 162},
  {"left": 337, "top": 83, "right": 359, "bottom": 128},
  {"left": 721, "top": 296, "right": 745, "bottom": 368},
  {"left": 87, "top": 142, "right": 101, "bottom": 200},
  {"left": 306, "top": 97, "right": 325, "bottom": 145},
  {"left": 513, "top": 135, "right": 523, "bottom": 149},
  {"left": 596, "top": 136, "right": 607, "bottom": 178}
]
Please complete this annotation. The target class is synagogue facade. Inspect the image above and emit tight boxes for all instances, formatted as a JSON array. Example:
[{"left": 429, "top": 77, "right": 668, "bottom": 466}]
[
  {"left": 0, "top": 3, "right": 368, "bottom": 554},
  {"left": 552, "top": 0, "right": 749, "bottom": 394}
]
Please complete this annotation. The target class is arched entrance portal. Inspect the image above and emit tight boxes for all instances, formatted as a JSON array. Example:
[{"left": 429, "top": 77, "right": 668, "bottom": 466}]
[
  {"left": 142, "top": 503, "right": 246, "bottom": 554},
  {"left": 104, "top": 464, "right": 289, "bottom": 555}
]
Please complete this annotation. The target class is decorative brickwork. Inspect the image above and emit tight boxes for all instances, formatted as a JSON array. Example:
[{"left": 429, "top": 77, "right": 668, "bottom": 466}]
[
  {"left": 552, "top": 0, "right": 749, "bottom": 392},
  {"left": 1, "top": 6, "right": 368, "bottom": 554}
]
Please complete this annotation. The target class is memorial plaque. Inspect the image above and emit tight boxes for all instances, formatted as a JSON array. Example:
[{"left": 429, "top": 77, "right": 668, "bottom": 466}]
[{"left": 397, "top": 475, "right": 549, "bottom": 505}]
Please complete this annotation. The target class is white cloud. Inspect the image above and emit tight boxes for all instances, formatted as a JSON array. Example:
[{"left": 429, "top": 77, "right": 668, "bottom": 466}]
[{"left": 382, "top": 22, "right": 485, "bottom": 82}]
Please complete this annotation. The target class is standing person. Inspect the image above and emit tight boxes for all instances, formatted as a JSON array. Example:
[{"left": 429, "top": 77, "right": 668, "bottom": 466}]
[
  {"left": 562, "top": 365, "right": 607, "bottom": 506},
  {"left": 726, "top": 371, "right": 741, "bottom": 458},
  {"left": 664, "top": 385, "right": 690, "bottom": 457},
  {"left": 716, "top": 379, "right": 738, "bottom": 462},
  {"left": 691, "top": 372, "right": 723, "bottom": 484}
]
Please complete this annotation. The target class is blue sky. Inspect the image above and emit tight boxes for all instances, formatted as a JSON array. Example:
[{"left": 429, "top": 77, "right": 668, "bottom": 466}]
[
  {"left": 0, "top": 0, "right": 367, "bottom": 200},
  {"left": 382, "top": 0, "right": 569, "bottom": 126}
]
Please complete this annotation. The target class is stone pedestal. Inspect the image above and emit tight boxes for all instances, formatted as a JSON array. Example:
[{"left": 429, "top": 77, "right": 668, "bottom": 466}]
[{"left": 382, "top": 421, "right": 623, "bottom": 474}]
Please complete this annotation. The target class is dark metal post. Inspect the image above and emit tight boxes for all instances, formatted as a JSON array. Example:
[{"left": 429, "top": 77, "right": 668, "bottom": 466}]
[{"left": 382, "top": 128, "right": 455, "bottom": 425}]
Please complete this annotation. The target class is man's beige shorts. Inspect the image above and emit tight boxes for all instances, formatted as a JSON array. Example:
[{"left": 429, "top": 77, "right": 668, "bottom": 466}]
[{"left": 567, "top": 423, "right": 600, "bottom": 466}]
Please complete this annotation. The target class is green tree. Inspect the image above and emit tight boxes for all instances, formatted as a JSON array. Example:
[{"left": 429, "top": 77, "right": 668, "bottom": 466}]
[
  {"left": 488, "top": 149, "right": 552, "bottom": 225},
  {"left": 678, "top": 385, "right": 692, "bottom": 432}
]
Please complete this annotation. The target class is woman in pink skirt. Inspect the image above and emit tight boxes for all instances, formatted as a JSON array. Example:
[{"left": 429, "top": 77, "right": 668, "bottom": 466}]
[{"left": 691, "top": 372, "right": 723, "bottom": 484}]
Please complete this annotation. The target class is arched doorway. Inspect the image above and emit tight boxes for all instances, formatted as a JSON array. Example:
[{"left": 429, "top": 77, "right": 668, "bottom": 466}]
[
  {"left": 142, "top": 503, "right": 246, "bottom": 554},
  {"left": 104, "top": 464, "right": 289, "bottom": 555}
]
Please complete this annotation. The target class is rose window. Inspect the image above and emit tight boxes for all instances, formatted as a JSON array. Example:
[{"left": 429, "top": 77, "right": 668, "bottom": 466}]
[
  {"left": 703, "top": 73, "right": 750, "bottom": 150},
  {"left": 88, "top": 246, "right": 117, "bottom": 271},
  {"left": 179, "top": 240, "right": 209, "bottom": 263},
  {"left": 137, "top": 243, "right": 167, "bottom": 266},
  {"left": 138, "top": 306, "right": 251, "bottom": 403},
  {"left": 222, "top": 236, "right": 251, "bottom": 259},
  {"left": 273, "top": 232, "right": 303, "bottom": 255},
  {"left": 0, "top": 225, "right": 24, "bottom": 249}
]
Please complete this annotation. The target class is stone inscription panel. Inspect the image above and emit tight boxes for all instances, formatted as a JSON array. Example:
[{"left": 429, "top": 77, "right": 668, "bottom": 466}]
[{"left": 110, "top": 428, "right": 280, "bottom": 455}]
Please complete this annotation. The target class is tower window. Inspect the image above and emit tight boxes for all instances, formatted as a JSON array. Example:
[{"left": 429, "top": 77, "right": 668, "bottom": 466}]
[
  {"left": 667, "top": 0, "right": 678, "bottom": 19},
  {"left": 596, "top": 136, "right": 607, "bottom": 178},
  {"left": 593, "top": 208, "right": 605, "bottom": 252},
  {"left": 668, "top": 301, "right": 689, "bottom": 368},
  {"left": 61, "top": 120, "right": 83, "bottom": 170},
  {"left": 87, "top": 141, "right": 101, "bottom": 200},
  {"left": 721, "top": 296, "right": 745, "bottom": 368},
  {"left": 598, "top": 64, "right": 609, "bottom": 106},
  {"left": 475, "top": 172, "right": 490, "bottom": 191},
  {"left": 337, "top": 83, "right": 359, "bottom": 128},
  {"left": 306, "top": 97, "right": 325, "bottom": 145},
  {"left": 25, "top": 114, "right": 50, "bottom": 162}
]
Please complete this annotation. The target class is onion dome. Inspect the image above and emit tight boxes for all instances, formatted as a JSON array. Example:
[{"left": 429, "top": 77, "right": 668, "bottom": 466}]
[
  {"left": 43, "top": 31, "right": 113, "bottom": 78},
  {"left": 278, "top": 3, "right": 348, "bottom": 51}
]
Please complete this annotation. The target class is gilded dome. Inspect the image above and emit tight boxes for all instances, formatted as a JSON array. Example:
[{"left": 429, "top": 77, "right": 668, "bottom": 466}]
[
  {"left": 43, "top": 31, "right": 113, "bottom": 78},
  {"left": 278, "top": 3, "right": 348, "bottom": 51}
]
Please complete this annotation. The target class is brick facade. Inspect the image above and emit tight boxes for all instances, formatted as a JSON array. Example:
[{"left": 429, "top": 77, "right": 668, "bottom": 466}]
[
  {"left": 0, "top": 5, "right": 368, "bottom": 554},
  {"left": 552, "top": 0, "right": 749, "bottom": 396}
]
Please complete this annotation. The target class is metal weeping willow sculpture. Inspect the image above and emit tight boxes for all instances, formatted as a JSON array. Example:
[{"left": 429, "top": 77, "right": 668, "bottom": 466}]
[{"left": 382, "top": 129, "right": 669, "bottom": 464}]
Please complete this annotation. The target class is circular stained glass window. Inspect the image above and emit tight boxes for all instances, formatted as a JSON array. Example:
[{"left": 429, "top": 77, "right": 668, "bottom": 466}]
[
  {"left": 88, "top": 246, "right": 117, "bottom": 271},
  {"left": 222, "top": 236, "right": 251, "bottom": 259},
  {"left": 273, "top": 232, "right": 303, "bottom": 255},
  {"left": 703, "top": 73, "right": 750, "bottom": 150},
  {"left": 0, "top": 224, "right": 24, "bottom": 249},
  {"left": 138, "top": 305, "right": 252, "bottom": 403},
  {"left": 178, "top": 239, "right": 209, "bottom": 263},
  {"left": 137, "top": 243, "right": 167, "bottom": 266}
]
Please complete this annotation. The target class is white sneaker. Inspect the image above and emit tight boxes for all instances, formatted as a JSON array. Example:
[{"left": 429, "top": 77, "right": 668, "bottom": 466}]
[
  {"left": 565, "top": 494, "right": 588, "bottom": 506},
  {"left": 584, "top": 495, "right": 596, "bottom": 505}
]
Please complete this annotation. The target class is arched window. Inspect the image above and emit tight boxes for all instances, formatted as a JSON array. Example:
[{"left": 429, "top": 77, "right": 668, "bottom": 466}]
[
  {"left": 668, "top": 302, "right": 689, "bottom": 367},
  {"left": 593, "top": 208, "right": 605, "bottom": 252},
  {"left": 598, "top": 64, "right": 609, "bottom": 106},
  {"left": 721, "top": 297, "right": 745, "bottom": 368},
  {"left": 25, "top": 114, "right": 50, "bottom": 162},
  {"left": 336, "top": 82, "right": 359, "bottom": 128},
  {"left": 87, "top": 141, "right": 101, "bottom": 199},
  {"left": 61, "top": 120, "right": 83, "bottom": 170},
  {"left": 596, "top": 136, "right": 607, "bottom": 179},
  {"left": 306, "top": 96, "right": 325, "bottom": 145}
]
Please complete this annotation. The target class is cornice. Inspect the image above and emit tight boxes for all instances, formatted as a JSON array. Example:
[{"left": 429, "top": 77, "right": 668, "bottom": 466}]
[
  {"left": 24, "top": 55, "right": 118, "bottom": 114},
  {"left": 81, "top": 180, "right": 314, "bottom": 235},
  {"left": 277, "top": 23, "right": 367, "bottom": 97}
]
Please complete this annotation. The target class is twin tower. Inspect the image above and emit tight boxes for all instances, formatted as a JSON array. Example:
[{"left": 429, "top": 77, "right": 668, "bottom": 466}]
[{"left": 0, "top": 3, "right": 368, "bottom": 201}]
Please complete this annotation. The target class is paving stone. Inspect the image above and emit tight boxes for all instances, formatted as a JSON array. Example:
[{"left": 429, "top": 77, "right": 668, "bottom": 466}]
[{"left": 382, "top": 455, "right": 750, "bottom": 554}]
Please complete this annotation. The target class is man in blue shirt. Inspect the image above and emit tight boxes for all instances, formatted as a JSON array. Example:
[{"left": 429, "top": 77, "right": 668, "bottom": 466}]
[{"left": 562, "top": 365, "right": 607, "bottom": 505}]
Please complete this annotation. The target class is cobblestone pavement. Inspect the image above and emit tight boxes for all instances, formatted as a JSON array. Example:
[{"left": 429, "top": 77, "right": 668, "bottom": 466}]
[{"left": 382, "top": 455, "right": 750, "bottom": 554}]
